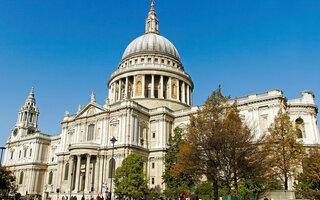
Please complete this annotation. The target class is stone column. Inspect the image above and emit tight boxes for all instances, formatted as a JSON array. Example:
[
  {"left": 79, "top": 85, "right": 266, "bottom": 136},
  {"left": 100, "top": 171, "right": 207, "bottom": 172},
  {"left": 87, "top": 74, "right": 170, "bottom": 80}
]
[
  {"left": 190, "top": 89, "right": 192, "bottom": 106},
  {"left": 151, "top": 75, "right": 155, "bottom": 98},
  {"left": 187, "top": 85, "right": 190, "bottom": 105},
  {"left": 84, "top": 154, "right": 91, "bottom": 192},
  {"left": 113, "top": 83, "right": 117, "bottom": 103},
  {"left": 125, "top": 77, "right": 128, "bottom": 98},
  {"left": 133, "top": 76, "right": 136, "bottom": 97},
  {"left": 168, "top": 77, "right": 172, "bottom": 99},
  {"left": 94, "top": 156, "right": 100, "bottom": 192},
  {"left": 182, "top": 82, "right": 186, "bottom": 103},
  {"left": 98, "top": 155, "right": 104, "bottom": 194},
  {"left": 142, "top": 75, "right": 145, "bottom": 97},
  {"left": 118, "top": 80, "right": 122, "bottom": 101},
  {"left": 177, "top": 80, "right": 180, "bottom": 101},
  {"left": 74, "top": 155, "right": 81, "bottom": 192},
  {"left": 108, "top": 84, "right": 111, "bottom": 101},
  {"left": 68, "top": 156, "right": 75, "bottom": 192},
  {"left": 160, "top": 75, "right": 164, "bottom": 98}
]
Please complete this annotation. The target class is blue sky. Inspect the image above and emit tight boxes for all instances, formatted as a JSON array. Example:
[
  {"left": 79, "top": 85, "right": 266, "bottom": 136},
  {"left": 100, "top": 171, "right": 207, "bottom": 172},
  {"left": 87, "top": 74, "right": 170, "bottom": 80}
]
[{"left": 0, "top": 0, "right": 319, "bottom": 147}]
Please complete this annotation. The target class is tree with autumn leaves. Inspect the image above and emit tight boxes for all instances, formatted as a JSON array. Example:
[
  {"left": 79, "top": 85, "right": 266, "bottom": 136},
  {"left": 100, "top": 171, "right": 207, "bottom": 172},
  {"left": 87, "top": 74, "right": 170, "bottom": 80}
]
[
  {"left": 170, "top": 87, "right": 307, "bottom": 200},
  {"left": 295, "top": 146, "right": 320, "bottom": 199},
  {"left": 263, "top": 110, "right": 305, "bottom": 190},
  {"left": 162, "top": 127, "right": 194, "bottom": 197},
  {"left": 172, "top": 87, "right": 269, "bottom": 200}
]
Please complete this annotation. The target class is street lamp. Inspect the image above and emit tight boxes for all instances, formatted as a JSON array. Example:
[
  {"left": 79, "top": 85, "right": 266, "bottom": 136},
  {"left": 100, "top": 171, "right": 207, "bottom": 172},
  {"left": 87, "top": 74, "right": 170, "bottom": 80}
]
[
  {"left": 0, "top": 147, "right": 6, "bottom": 166},
  {"left": 109, "top": 137, "right": 117, "bottom": 200}
]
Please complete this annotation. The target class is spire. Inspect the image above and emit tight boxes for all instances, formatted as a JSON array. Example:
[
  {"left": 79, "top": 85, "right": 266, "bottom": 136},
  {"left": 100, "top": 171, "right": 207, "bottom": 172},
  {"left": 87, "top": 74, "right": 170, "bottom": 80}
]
[
  {"left": 145, "top": 0, "right": 159, "bottom": 34},
  {"left": 25, "top": 87, "right": 36, "bottom": 105},
  {"left": 91, "top": 91, "right": 96, "bottom": 103}
]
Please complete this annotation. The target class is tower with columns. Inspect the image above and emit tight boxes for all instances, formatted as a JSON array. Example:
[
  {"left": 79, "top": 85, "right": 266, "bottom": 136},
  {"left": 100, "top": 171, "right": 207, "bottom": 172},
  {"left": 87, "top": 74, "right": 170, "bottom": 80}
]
[
  {"left": 3, "top": 1, "right": 320, "bottom": 199},
  {"left": 13, "top": 87, "right": 40, "bottom": 137}
]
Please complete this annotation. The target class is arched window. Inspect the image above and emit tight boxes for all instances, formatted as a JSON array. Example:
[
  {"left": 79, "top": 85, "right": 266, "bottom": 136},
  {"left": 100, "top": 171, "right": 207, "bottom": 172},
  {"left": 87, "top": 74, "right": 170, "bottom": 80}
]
[
  {"left": 24, "top": 112, "right": 27, "bottom": 121},
  {"left": 48, "top": 171, "right": 53, "bottom": 184},
  {"left": 64, "top": 163, "right": 69, "bottom": 180},
  {"left": 30, "top": 113, "right": 33, "bottom": 122},
  {"left": 19, "top": 150, "right": 21, "bottom": 158},
  {"left": 29, "top": 148, "right": 32, "bottom": 157},
  {"left": 172, "top": 83, "right": 177, "bottom": 99},
  {"left": 296, "top": 118, "right": 305, "bottom": 139},
  {"left": 19, "top": 171, "right": 24, "bottom": 184},
  {"left": 108, "top": 158, "right": 116, "bottom": 178},
  {"left": 88, "top": 124, "right": 95, "bottom": 141},
  {"left": 136, "top": 81, "right": 142, "bottom": 96}
]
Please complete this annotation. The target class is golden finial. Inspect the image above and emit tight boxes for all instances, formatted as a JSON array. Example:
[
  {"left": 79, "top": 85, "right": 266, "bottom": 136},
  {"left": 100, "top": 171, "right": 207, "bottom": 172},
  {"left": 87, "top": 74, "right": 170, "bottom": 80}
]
[{"left": 151, "top": 0, "right": 155, "bottom": 11}]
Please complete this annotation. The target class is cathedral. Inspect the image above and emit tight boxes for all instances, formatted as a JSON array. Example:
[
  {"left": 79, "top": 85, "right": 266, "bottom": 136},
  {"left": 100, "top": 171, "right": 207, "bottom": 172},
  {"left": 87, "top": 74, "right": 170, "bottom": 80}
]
[{"left": 3, "top": 1, "right": 320, "bottom": 199}]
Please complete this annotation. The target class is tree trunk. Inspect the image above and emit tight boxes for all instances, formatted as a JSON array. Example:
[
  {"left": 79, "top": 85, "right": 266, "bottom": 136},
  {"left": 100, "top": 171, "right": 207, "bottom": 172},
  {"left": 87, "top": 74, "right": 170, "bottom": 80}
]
[
  {"left": 284, "top": 173, "right": 288, "bottom": 190},
  {"left": 234, "top": 175, "right": 239, "bottom": 200},
  {"left": 227, "top": 186, "right": 232, "bottom": 200},
  {"left": 212, "top": 179, "right": 219, "bottom": 200}
]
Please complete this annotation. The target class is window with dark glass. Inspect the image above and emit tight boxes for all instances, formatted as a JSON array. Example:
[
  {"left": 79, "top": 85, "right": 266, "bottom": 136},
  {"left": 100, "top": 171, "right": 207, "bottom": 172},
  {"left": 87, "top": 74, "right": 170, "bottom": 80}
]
[
  {"left": 88, "top": 124, "right": 95, "bottom": 141},
  {"left": 19, "top": 171, "right": 24, "bottom": 184},
  {"left": 48, "top": 171, "right": 53, "bottom": 184},
  {"left": 108, "top": 158, "right": 116, "bottom": 178},
  {"left": 64, "top": 163, "right": 69, "bottom": 180}
]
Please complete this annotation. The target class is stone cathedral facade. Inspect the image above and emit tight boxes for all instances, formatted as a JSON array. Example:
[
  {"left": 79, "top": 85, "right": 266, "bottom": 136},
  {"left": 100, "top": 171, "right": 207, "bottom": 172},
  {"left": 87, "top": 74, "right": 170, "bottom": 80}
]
[{"left": 3, "top": 2, "right": 320, "bottom": 199}]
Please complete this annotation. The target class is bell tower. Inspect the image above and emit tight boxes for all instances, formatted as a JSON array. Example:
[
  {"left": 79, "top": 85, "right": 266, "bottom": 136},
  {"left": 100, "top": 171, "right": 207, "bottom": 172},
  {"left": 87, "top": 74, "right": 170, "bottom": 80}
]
[{"left": 12, "top": 87, "right": 40, "bottom": 138}]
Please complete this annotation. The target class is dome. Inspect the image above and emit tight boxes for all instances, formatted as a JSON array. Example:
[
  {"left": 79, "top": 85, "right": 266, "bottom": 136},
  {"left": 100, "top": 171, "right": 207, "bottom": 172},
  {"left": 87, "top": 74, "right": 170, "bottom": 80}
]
[{"left": 121, "top": 33, "right": 180, "bottom": 61}]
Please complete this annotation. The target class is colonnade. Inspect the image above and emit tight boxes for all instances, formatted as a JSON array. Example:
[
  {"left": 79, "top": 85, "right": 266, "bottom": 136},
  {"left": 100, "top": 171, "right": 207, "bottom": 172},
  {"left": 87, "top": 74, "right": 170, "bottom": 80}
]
[
  {"left": 109, "top": 74, "right": 192, "bottom": 105},
  {"left": 68, "top": 154, "right": 107, "bottom": 194}
]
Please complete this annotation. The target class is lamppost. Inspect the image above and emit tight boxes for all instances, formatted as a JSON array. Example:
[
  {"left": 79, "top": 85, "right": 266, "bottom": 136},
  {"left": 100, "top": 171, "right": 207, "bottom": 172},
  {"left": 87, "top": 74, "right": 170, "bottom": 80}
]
[
  {"left": 109, "top": 137, "right": 117, "bottom": 200},
  {"left": 0, "top": 147, "right": 6, "bottom": 166}
]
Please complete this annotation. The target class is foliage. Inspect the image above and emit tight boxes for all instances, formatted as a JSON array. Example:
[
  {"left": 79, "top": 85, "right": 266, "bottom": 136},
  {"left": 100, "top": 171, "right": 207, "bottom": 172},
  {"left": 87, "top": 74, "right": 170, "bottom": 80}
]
[
  {"left": 172, "top": 86, "right": 269, "bottom": 200},
  {"left": 0, "top": 166, "right": 15, "bottom": 190},
  {"left": 263, "top": 110, "right": 305, "bottom": 190},
  {"left": 295, "top": 146, "right": 320, "bottom": 199},
  {"left": 195, "top": 182, "right": 213, "bottom": 199},
  {"left": 162, "top": 127, "right": 194, "bottom": 197},
  {"left": 145, "top": 187, "right": 162, "bottom": 200},
  {"left": 114, "top": 153, "right": 148, "bottom": 198}
]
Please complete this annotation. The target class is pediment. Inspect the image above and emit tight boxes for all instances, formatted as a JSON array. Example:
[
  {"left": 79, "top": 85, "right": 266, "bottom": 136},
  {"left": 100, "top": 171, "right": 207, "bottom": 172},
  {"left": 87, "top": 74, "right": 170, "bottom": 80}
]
[{"left": 74, "top": 103, "right": 107, "bottom": 119}]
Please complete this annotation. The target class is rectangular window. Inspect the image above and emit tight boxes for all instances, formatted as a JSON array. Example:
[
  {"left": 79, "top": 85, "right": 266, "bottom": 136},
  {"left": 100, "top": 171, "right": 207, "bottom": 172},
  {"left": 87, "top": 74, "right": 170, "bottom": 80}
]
[
  {"left": 152, "top": 162, "right": 155, "bottom": 169},
  {"left": 10, "top": 152, "right": 14, "bottom": 160},
  {"left": 88, "top": 124, "right": 95, "bottom": 141},
  {"left": 148, "top": 58, "right": 152, "bottom": 62},
  {"left": 152, "top": 132, "right": 156, "bottom": 138}
]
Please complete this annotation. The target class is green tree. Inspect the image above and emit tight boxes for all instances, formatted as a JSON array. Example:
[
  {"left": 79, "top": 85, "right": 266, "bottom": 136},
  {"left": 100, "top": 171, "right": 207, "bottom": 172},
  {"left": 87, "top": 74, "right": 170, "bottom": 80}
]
[
  {"left": 0, "top": 166, "right": 15, "bottom": 196},
  {"left": 162, "top": 127, "right": 194, "bottom": 197},
  {"left": 295, "top": 146, "right": 320, "bottom": 199},
  {"left": 264, "top": 110, "right": 305, "bottom": 190},
  {"left": 114, "top": 153, "right": 148, "bottom": 198},
  {"left": 195, "top": 182, "right": 213, "bottom": 199}
]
